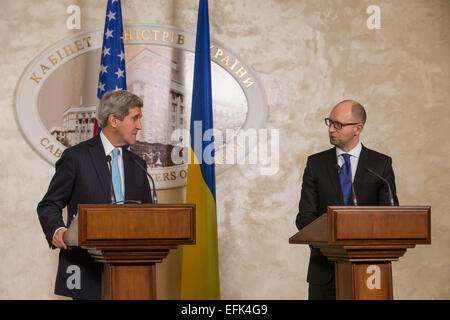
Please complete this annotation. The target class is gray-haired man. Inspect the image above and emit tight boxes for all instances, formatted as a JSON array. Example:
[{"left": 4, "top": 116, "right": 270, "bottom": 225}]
[{"left": 37, "top": 90, "right": 152, "bottom": 299}]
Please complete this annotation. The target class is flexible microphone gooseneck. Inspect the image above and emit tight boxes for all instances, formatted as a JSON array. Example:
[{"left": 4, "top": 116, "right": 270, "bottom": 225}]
[
  {"left": 365, "top": 167, "right": 395, "bottom": 206},
  {"left": 132, "top": 158, "right": 158, "bottom": 204},
  {"left": 105, "top": 155, "right": 116, "bottom": 204},
  {"left": 336, "top": 164, "right": 358, "bottom": 206}
]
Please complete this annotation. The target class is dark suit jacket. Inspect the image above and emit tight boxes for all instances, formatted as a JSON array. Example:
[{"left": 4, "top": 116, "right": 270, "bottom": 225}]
[
  {"left": 296, "top": 145, "right": 399, "bottom": 285},
  {"left": 37, "top": 134, "right": 152, "bottom": 299}
]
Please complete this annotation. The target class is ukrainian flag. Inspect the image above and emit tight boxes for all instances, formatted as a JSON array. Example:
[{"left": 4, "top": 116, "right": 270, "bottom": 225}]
[{"left": 180, "top": 0, "right": 220, "bottom": 300}]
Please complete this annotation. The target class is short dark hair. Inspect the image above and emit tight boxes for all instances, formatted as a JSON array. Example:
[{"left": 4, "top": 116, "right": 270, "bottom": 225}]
[{"left": 97, "top": 90, "right": 143, "bottom": 127}]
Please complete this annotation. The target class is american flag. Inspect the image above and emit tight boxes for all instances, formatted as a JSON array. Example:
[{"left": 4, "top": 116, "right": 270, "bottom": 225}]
[{"left": 95, "top": 0, "right": 127, "bottom": 134}]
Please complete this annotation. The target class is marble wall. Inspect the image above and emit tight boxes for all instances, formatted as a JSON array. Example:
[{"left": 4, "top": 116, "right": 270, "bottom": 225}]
[{"left": 0, "top": 0, "right": 449, "bottom": 299}]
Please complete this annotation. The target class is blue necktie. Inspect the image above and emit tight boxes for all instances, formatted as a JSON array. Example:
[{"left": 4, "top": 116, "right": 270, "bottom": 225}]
[
  {"left": 339, "top": 153, "right": 352, "bottom": 205},
  {"left": 111, "top": 148, "right": 124, "bottom": 203}
]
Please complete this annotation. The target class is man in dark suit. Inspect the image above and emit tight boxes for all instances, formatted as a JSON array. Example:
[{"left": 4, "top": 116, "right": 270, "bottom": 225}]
[
  {"left": 37, "top": 90, "right": 152, "bottom": 299},
  {"left": 295, "top": 100, "right": 399, "bottom": 300}
]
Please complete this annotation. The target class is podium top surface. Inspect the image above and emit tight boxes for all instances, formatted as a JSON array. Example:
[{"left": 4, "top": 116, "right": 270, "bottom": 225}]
[
  {"left": 289, "top": 205, "right": 431, "bottom": 247},
  {"left": 65, "top": 203, "right": 196, "bottom": 247}
]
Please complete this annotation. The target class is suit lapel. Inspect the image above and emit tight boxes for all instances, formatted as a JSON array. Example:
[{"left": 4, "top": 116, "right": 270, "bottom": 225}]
[
  {"left": 326, "top": 147, "right": 344, "bottom": 204},
  {"left": 123, "top": 149, "right": 133, "bottom": 201},
  {"left": 353, "top": 144, "right": 368, "bottom": 190},
  {"left": 88, "top": 135, "right": 111, "bottom": 202}
]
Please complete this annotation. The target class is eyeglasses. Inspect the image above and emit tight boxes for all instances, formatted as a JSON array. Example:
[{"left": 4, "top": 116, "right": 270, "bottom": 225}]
[{"left": 324, "top": 118, "right": 360, "bottom": 130}]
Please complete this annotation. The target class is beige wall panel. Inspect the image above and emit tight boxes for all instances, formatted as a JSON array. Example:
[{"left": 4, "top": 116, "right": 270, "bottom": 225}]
[{"left": 0, "top": 0, "right": 448, "bottom": 299}]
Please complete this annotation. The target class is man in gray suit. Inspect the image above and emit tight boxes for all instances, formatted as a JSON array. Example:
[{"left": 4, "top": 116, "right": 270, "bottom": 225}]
[
  {"left": 296, "top": 100, "right": 399, "bottom": 300},
  {"left": 37, "top": 90, "right": 152, "bottom": 299}
]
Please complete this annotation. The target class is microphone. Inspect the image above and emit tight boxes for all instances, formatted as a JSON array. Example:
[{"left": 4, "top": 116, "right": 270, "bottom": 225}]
[
  {"left": 132, "top": 158, "right": 158, "bottom": 204},
  {"left": 365, "top": 167, "right": 395, "bottom": 206},
  {"left": 335, "top": 164, "right": 358, "bottom": 206},
  {"left": 105, "top": 155, "right": 116, "bottom": 204}
]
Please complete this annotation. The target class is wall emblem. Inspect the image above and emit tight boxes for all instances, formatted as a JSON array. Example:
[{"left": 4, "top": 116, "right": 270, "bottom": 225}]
[{"left": 15, "top": 24, "right": 267, "bottom": 189}]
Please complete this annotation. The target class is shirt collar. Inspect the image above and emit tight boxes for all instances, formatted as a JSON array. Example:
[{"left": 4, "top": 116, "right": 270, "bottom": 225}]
[
  {"left": 336, "top": 142, "right": 362, "bottom": 159},
  {"left": 100, "top": 131, "right": 122, "bottom": 157}
]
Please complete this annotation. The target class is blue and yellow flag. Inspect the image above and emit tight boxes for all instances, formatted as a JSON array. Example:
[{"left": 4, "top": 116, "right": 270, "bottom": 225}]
[{"left": 181, "top": 0, "right": 220, "bottom": 300}]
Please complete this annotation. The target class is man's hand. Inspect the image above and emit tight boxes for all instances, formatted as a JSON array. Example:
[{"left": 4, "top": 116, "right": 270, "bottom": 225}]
[{"left": 52, "top": 227, "right": 68, "bottom": 249}]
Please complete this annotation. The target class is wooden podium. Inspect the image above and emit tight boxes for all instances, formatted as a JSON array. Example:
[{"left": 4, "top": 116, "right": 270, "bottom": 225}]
[
  {"left": 64, "top": 204, "right": 195, "bottom": 300},
  {"left": 289, "top": 206, "right": 431, "bottom": 300}
]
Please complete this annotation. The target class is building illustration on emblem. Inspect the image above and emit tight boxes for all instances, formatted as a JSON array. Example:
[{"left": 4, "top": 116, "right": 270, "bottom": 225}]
[
  {"left": 20, "top": 25, "right": 264, "bottom": 187},
  {"left": 127, "top": 46, "right": 187, "bottom": 168},
  {"left": 47, "top": 45, "right": 248, "bottom": 177},
  {"left": 51, "top": 102, "right": 96, "bottom": 148}
]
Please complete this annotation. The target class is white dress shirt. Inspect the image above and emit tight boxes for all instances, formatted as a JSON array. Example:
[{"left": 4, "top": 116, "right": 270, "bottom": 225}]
[{"left": 336, "top": 142, "right": 362, "bottom": 182}]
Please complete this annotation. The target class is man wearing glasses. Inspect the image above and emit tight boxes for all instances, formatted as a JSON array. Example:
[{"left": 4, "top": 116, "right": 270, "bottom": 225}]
[{"left": 295, "top": 99, "right": 399, "bottom": 300}]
